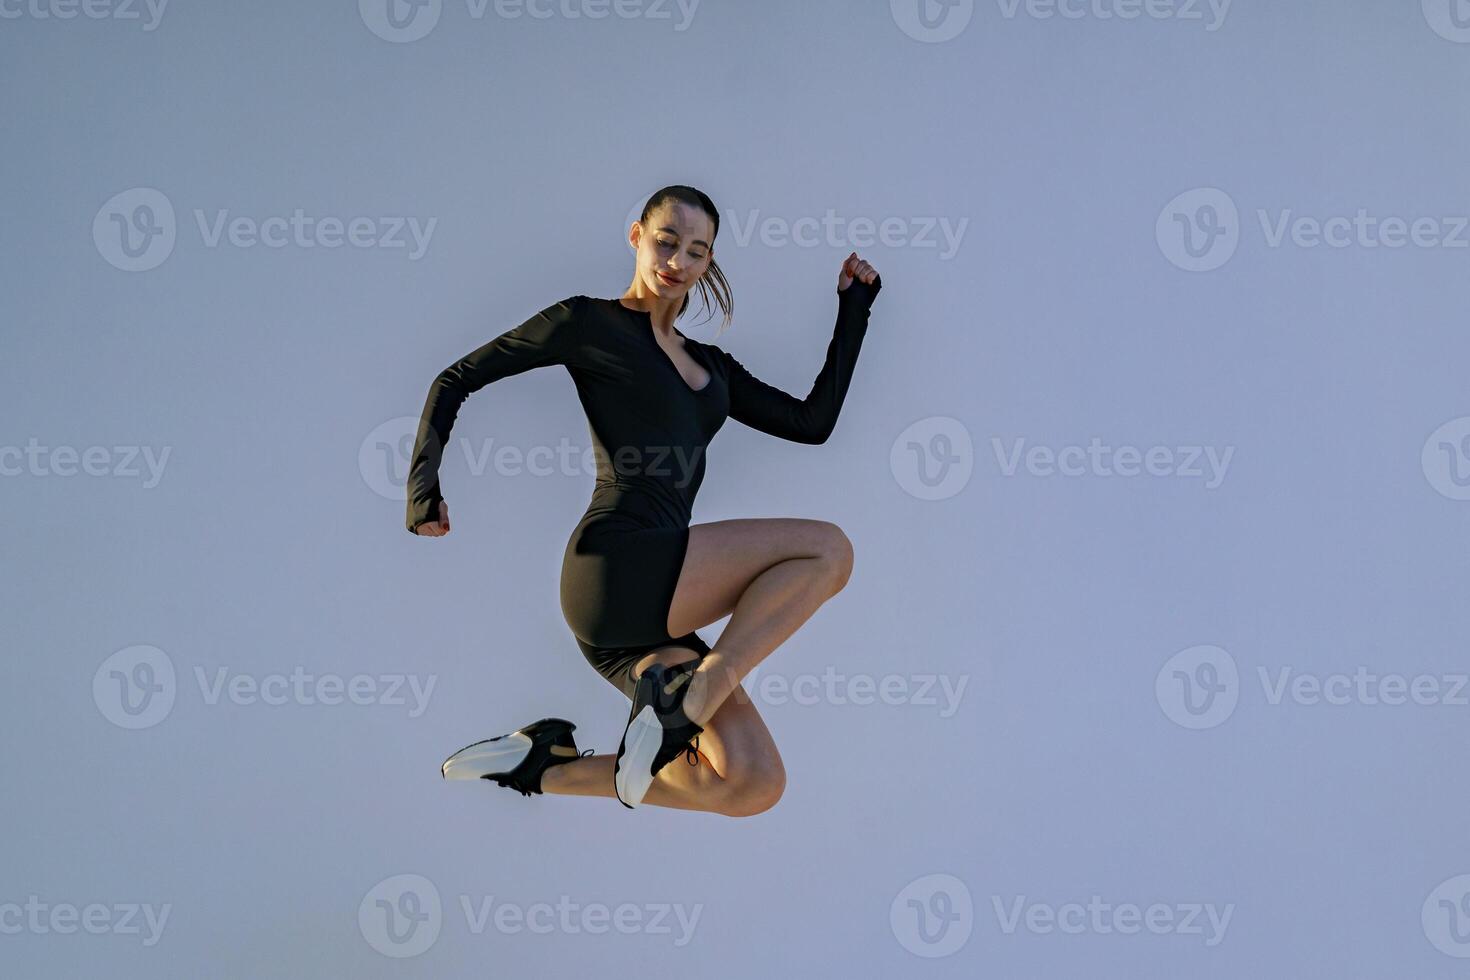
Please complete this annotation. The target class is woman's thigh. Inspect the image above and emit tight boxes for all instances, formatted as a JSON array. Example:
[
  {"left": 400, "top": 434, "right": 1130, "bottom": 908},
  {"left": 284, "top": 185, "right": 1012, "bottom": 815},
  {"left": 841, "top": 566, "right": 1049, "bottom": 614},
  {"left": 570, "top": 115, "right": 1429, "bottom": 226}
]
[{"left": 665, "top": 517, "right": 849, "bottom": 637}]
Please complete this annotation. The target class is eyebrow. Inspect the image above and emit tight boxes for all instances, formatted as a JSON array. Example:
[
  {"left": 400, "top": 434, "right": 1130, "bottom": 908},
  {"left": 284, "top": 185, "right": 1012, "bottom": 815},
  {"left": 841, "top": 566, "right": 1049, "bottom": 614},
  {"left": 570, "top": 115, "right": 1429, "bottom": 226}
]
[{"left": 654, "top": 225, "right": 711, "bottom": 250}]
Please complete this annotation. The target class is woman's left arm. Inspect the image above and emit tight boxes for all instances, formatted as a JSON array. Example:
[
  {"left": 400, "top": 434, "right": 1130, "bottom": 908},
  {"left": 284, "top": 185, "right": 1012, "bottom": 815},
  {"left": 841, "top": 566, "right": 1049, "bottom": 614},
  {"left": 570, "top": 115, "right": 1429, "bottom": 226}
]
[{"left": 718, "top": 257, "right": 882, "bottom": 445}]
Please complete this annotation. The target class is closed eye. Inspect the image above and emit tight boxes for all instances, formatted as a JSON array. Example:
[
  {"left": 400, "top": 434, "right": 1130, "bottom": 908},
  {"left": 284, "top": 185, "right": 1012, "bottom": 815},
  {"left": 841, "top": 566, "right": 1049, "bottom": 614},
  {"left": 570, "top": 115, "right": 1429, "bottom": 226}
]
[{"left": 656, "top": 238, "right": 706, "bottom": 260}]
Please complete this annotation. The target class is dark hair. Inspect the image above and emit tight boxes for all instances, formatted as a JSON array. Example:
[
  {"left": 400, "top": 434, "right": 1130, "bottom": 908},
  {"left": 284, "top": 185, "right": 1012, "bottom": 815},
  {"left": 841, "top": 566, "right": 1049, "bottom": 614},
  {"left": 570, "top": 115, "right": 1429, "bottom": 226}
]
[{"left": 637, "top": 185, "right": 733, "bottom": 334}]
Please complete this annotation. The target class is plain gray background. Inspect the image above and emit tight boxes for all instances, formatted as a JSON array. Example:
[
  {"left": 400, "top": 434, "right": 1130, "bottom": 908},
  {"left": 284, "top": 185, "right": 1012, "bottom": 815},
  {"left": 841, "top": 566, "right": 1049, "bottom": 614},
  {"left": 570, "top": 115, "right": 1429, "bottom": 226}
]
[{"left": 4, "top": 0, "right": 1470, "bottom": 976}]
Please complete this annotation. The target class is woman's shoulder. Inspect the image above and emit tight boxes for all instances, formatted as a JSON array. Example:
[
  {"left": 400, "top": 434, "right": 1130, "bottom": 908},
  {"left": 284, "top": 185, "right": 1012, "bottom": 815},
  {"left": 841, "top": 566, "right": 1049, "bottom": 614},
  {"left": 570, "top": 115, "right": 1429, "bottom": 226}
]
[
  {"left": 545, "top": 294, "right": 618, "bottom": 353},
  {"left": 531, "top": 293, "right": 606, "bottom": 329},
  {"left": 562, "top": 294, "right": 619, "bottom": 321}
]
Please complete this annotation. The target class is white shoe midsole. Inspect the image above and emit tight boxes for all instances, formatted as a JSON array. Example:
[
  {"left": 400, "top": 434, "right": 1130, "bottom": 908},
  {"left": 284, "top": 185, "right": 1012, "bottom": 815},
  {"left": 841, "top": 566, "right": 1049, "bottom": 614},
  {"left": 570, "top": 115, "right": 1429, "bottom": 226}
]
[
  {"left": 442, "top": 732, "right": 532, "bottom": 780},
  {"left": 614, "top": 706, "right": 662, "bottom": 806}
]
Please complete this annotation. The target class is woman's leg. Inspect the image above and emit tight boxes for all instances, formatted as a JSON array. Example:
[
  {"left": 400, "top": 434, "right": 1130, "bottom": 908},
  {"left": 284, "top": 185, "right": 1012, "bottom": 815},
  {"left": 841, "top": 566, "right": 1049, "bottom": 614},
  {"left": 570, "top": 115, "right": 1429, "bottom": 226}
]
[
  {"left": 540, "top": 647, "right": 786, "bottom": 817},
  {"left": 658, "top": 518, "right": 854, "bottom": 727}
]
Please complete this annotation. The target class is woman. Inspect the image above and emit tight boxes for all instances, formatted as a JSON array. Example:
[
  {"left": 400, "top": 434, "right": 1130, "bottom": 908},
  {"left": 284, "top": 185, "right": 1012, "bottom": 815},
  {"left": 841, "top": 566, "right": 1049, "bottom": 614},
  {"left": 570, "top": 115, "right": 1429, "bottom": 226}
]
[{"left": 409, "top": 184, "right": 882, "bottom": 814}]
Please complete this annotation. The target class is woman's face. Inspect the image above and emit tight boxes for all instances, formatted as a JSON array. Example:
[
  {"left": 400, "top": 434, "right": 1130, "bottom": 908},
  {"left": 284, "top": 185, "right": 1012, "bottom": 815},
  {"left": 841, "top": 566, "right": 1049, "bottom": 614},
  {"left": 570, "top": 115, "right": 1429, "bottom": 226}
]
[{"left": 630, "top": 201, "right": 714, "bottom": 301}]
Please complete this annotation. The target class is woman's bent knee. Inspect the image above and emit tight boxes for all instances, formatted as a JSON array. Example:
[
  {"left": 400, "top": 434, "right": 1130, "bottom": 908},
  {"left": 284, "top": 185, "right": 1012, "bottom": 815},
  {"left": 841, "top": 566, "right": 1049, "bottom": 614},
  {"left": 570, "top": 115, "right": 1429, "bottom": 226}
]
[
  {"left": 815, "top": 521, "right": 854, "bottom": 592},
  {"left": 716, "top": 760, "right": 787, "bottom": 817}
]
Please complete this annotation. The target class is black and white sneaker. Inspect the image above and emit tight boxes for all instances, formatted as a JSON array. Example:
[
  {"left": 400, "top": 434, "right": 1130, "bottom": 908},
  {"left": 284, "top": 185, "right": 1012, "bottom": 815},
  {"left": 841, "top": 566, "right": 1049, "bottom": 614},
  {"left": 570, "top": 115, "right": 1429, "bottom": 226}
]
[
  {"left": 441, "top": 717, "right": 591, "bottom": 796},
  {"left": 613, "top": 661, "right": 705, "bottom": 809}
]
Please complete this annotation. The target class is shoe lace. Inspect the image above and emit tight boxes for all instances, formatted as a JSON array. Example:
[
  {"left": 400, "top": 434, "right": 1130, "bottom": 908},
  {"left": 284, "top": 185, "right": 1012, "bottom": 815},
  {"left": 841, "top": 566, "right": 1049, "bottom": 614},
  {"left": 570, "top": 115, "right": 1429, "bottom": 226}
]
[{"left": 667, "top": 666, "right": 701, "bottom": 766}]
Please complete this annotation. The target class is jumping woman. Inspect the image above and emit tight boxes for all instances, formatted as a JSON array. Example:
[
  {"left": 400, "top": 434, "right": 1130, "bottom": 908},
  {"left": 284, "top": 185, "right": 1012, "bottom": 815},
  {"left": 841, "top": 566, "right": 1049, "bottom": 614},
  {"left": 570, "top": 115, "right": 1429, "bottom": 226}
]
[{"left": 407, "top": 185, "right": 882, "bottom": 816}]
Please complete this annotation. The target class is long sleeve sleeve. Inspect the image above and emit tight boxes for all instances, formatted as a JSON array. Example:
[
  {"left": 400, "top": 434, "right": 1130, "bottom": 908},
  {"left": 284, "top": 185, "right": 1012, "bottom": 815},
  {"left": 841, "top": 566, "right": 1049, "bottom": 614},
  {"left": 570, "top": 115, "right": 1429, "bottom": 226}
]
[
  {"left": 715, "top": 273, "right": 882, "bottom": 444},
  {"left": 404, "top": 294, "right": 585, "bottom": 534}
]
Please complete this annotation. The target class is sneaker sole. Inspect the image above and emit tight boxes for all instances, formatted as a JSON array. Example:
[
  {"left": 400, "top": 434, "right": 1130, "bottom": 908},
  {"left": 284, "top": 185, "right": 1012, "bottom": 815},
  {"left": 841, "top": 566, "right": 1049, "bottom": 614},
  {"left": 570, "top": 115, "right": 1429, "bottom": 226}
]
[
  {"left": 613, "top": 704, "right": 662, "bottom": 808},
  {"left": 438, "top": 717, "right": 576, "bottom": 787},
  {"left": 441, "top": 732, "right": 534, "bottom": 780}
]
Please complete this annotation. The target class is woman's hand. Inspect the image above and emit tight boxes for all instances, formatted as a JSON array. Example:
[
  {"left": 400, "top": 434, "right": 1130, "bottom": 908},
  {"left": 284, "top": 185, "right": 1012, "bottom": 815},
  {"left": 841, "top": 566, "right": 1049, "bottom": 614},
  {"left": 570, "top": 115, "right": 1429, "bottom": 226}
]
[
  {"left": 837, "top": 251, "right": 879, "bottom": 291},
  {"left": 414, "top": 500, "right": 451, "bottom": 537}
]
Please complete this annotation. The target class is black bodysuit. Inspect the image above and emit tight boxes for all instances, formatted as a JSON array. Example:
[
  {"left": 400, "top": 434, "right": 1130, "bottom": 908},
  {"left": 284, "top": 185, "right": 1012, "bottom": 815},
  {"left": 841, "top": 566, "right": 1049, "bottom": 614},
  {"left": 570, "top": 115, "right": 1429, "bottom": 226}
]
[{"left": 405, "top": 275, "right": 882, "bottom": 698}]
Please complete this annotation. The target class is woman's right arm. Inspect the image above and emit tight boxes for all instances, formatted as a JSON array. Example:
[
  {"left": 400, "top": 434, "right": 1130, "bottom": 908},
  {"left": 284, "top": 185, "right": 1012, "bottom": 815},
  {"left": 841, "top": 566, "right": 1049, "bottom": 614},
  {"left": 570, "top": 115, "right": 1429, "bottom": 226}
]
[{"left": 405, "top": 294, "right": 585, "bottom": 535}]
